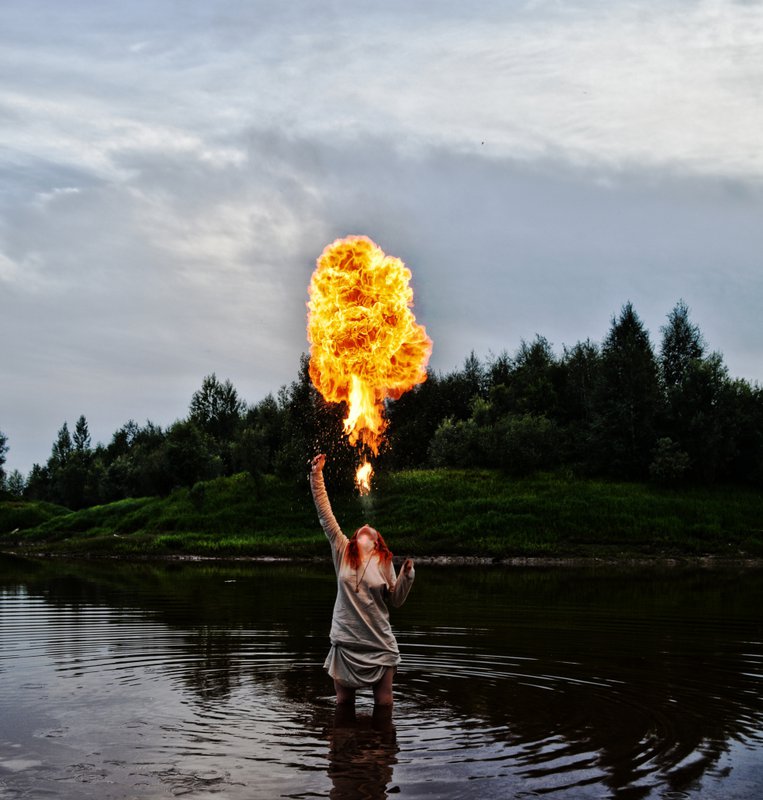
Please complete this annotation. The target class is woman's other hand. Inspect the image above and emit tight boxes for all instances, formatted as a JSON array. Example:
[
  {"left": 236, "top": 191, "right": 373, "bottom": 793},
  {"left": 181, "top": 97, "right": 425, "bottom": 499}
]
[
  {"left": 402, "top": 558, "right": 414, "bottom": 576},
  {"left": 310, "top": 453, "right": 326, "bottom": 474}
]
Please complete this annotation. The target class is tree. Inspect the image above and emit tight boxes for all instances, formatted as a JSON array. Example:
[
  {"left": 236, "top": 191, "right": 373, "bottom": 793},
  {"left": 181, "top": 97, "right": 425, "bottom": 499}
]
[
  {"left": 73, "top": 415, "right": 92, "bottom": 453},
  {"left": 724, "top": 379, "right": 763, "bottom": 487},
  {"left": 486, "top": 350, "right": 512, "bottom": 389},
  {"left": 505, "top": 336, "right": 560, "bottom": 417},
  {"left": 5, "top": 469, "right": 26, "bottom": 497},
  {"left": 559, "top": 340, "right": 600, "bottom": 424},
  {"left": 0, "top": 428, "right": 7, "bottom": 487},
  {"left": 274, "top": 354, "right": 355, "bottom": 489},
  {"left": 649, "top": 438, "right": 690, "bottom": 486},
  {"left": 660, "top": 300, "right": 706, "bottom": 390},
  {"left": 243, "top": 394, "right": 285, "bottom": 474},
  {"left": 232, "top": 425, "right": 269, "bottom": 484},
  {"left": 50, "top": 422, "right": 73, "bottom": 470},
  {"left": 428, "top": 416, "right": 481, "bottom": 468},
  {"left": 592, "top": 303, "right": 661, "bottom": 478},
  {"left": 189, "top": 374, "right": 244, "bottom": 442},
  {"left": 444, "top": 351, "right": 487, "bottom": 420},
  {"left": 24, "top": 463, "right": 51, "bottom": 501},
  {"left": 493, "top": 413, "right": 559, "bottom": 476},
  {"left": 556, "top": 340, "right": 601, "bottom": 469},
  {"left": 671, "top": 352, "right": 739, "bottom": 484},
  {"left": 43, "top": 417, "right": 98, "bottom": 509},
  {"left": 123, "top": 421, "right": 167, "bottom": 497},
  {"left": 385, "top": 372, "right": 445, "bottom": 468},
  {"left": 164, "top": 419, "right": 220, "bottom": 489}
]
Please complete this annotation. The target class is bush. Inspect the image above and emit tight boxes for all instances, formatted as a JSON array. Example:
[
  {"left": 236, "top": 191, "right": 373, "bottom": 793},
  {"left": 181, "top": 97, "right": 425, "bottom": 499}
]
[
  {"left": 649, "top": 437, "right": 690, "bottom": 486},
  {"left": 493, "top": 414, "right": 559, "bottom": 476},
  {"left": 428, "top": 418, "right": 482, "bottom": 468}
]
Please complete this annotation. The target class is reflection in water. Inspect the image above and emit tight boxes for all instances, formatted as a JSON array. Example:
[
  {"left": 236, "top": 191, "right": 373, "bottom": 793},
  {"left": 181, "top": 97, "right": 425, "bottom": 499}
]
[
  {"left": 328, "top": 705, "right": 398, "bottom": 800},
  {"left": 0, "top": 555, "right": 762, "bottom": 798}
]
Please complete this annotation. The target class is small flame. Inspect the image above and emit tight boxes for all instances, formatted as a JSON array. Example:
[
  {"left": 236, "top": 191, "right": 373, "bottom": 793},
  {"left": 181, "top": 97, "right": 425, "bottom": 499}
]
[
  {"left": 307, "top": 235, "right": 432, "bottom": 492},
  {"left": 355, "top": 461, "right": 373, "bottom": 495}
]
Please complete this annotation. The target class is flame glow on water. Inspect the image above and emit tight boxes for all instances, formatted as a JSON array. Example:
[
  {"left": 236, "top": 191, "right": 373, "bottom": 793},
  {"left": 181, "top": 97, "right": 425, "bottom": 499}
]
[{"left": 307, "top": 235, "right": 432, "bottom": 492}]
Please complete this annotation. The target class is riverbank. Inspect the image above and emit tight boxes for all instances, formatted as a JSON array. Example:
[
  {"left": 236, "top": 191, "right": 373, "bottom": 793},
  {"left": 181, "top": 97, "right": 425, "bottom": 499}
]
[{"left": 2, "top": 469, "right": 762, "bottom": 560}]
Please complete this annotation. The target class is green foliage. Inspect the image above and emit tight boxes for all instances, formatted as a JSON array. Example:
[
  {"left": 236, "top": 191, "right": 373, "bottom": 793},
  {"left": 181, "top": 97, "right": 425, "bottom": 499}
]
[
  {"left": 649, "top": 438, "right": 690, "bottom": 486},
  {"left": 5, "top": 470, "right": 25, "bottom": 497},
  {"left": 502, "top": 336, "right": 560, "bottom": 417},
  {"left": 591, "top": 303, "right": 661, "bottom": 479},
  {"left": 0, "top": 428, "right": 7, "bottom": 486},
  {"left": 0, "top": 499, "right": 69, "bottom": 534},
  {"left": 189, "top": 373, "right": 244, "bottom": 441},
  {"left": 164, "top": 419, "right": 222, "bottom": 487},
  {"left": 4, "top": 470, "right": 762, "bottom": 559},
  {"left": 383, "top": 373, "right": 444, "bottom": 468},
  {"left": 73, "top": 414, "right": 92, "bottom": 452},
  {"left": 660, "top": 299, "right": 706, "bottom": 389},
  {"left": 273, "top": 354, "right": 356, "bottom": 491},
  {"left": 428, "top": 417, "right": 481, "bottom": 468},
  {"left": 428, "top": 410, "right": 559, "bottom": 477},
  {"left": 494, "top": 414, "right": 559, "bottom": 475},
  {"left": 12, "top": 299, "right": 763, "bottom": 514},
  {"left": 50, "top": 422, "right": 73, "bottom": 470}
]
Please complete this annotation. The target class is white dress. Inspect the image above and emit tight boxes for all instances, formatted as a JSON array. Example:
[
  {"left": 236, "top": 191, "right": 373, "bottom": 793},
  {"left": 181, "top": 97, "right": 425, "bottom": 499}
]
[{"left": 310, "top": 470, "right": 415, "bottom": 688}]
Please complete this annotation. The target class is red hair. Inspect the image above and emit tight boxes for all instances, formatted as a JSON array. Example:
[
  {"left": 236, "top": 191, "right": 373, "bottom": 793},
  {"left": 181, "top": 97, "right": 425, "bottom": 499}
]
[{"left": 345, "top": 527, "right": 394, "bottom": 570}]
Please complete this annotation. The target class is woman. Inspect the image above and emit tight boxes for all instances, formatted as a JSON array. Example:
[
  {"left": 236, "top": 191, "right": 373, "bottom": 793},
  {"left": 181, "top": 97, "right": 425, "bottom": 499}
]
[{"left": 310, "top": 453, "right": 415, "bottom": 707}]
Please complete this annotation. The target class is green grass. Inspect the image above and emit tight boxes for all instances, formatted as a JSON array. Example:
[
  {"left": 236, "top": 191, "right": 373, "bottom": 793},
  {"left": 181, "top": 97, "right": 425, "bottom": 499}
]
[
  {"left": 2, "top": 469, "right": 763, "bottom": 559},
  {"left": 0, "top": 499, "right": 70, "bottom": 533}
]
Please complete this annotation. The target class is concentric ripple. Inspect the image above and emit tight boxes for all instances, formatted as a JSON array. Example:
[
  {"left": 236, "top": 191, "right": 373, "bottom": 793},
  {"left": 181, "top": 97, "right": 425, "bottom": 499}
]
[{"left": 1, "top": 560, "right": 762, "bottom": 799}]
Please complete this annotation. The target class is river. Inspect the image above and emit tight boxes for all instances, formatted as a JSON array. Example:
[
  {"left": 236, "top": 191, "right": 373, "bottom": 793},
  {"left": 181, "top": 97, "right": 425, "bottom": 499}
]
[{"left": 1, "top": 555, "right": 761, "bottom": 798}]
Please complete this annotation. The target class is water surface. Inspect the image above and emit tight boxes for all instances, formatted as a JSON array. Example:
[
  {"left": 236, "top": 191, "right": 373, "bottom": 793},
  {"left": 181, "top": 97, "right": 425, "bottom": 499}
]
[{"left": 1, "top": 555, "right": 761, "bottom": 798}]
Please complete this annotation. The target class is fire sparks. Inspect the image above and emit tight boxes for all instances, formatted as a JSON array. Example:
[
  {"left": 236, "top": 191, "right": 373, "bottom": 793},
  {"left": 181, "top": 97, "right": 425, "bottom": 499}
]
[{"left": 307, "top": 235, "right": 432, "bottom": 493}]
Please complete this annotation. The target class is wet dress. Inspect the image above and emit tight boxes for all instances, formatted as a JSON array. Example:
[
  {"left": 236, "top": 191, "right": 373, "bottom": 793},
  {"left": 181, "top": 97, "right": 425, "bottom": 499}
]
[{"left": 310, "top": 470, "right": 415, "bottom": 688}]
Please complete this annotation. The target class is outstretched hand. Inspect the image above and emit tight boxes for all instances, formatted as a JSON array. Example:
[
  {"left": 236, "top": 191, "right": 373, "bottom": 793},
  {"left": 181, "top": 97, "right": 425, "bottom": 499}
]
[
  {"left": 310, "top": 453, "right": 326, "bottom": 474},
  {"left": 402, "top": 558, "right": 414, "bottom": 576}
]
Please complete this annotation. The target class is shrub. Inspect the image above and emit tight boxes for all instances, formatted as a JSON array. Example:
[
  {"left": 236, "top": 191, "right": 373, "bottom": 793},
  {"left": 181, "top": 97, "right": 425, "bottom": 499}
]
[{"left": 649, "top": 437, "right": 690, "bottom": 486}]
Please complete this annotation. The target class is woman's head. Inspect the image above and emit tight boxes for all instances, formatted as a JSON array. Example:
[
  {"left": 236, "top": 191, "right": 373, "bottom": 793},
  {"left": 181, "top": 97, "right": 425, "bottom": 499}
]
[
  {"left": 345, "top": 523, "right": 393, "bottom": 568},
  {"left": 355, "top": 524, "right": 378, "bottom": 552}
]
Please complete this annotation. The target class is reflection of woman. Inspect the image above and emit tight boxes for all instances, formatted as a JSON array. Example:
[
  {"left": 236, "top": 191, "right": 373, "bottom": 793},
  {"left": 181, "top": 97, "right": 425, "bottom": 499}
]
[
  {"left": 310, "top": 453, "right": 415, "bottom": 707},
  {"left": 328, "top": 705, "right": 399, "bottom": 800}
]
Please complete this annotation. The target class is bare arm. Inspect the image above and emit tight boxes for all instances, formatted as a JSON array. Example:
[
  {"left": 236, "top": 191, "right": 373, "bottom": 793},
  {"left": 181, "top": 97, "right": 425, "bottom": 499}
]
[{"left": 309, "top": 454, "right": 346, "bottom": 551}]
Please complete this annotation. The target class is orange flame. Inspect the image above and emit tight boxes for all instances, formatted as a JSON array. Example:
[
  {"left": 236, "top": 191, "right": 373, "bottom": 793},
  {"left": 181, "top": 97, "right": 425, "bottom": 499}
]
[
  {"left": 307, "top": 235, "right": 432, "bottom": 491},
  {"left": 355, "top": 460, "right": 373, "bottom": 495}
]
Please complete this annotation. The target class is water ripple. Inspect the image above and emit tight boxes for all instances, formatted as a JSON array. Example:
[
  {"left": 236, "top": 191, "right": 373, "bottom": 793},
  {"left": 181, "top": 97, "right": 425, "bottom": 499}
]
[{"left": 2, "top": 565, "right": 763, "bottom": 800}]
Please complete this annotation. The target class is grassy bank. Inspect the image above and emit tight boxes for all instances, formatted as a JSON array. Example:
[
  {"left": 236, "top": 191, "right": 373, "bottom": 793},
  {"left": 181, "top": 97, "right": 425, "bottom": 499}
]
[{"left": 2, "top": 469, "right": 763, "bottom": 560}]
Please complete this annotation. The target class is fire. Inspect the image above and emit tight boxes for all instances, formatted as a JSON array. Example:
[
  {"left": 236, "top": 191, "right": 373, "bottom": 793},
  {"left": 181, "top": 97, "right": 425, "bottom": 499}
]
[
  {"left": 307, "top": 235, "right": 432, "bottom": 492},
  {"left": 355, "top": 460, "right": 373, "bottom": 495}
]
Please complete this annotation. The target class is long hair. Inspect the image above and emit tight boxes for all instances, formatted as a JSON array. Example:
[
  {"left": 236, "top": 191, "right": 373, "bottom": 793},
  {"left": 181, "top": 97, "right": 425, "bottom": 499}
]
[{"left": 345, "top": 527, "right": 394, "bottom": 570}]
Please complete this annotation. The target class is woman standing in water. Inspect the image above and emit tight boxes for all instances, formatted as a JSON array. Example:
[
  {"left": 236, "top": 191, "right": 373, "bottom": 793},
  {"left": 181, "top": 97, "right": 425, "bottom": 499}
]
[{"left": 310, "top": 453, "right": 415, "bottom": 707}]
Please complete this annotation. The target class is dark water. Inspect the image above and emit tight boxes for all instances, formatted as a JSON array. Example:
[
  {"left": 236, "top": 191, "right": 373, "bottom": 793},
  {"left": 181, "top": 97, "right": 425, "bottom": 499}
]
[{"left": 1, "top": 555, "right": 762, "bottom": 799}]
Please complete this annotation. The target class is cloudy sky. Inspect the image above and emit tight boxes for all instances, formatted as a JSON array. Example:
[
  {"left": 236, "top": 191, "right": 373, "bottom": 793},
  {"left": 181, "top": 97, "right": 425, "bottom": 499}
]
[{"left": 2, "top": 0, "right": 762, "bottom": 476}]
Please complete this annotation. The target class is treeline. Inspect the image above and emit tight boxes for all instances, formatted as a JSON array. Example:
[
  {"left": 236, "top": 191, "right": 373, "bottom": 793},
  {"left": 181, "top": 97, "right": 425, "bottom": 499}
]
[{"left": 2, "top": 300, "right": 762, "bottom": 510}]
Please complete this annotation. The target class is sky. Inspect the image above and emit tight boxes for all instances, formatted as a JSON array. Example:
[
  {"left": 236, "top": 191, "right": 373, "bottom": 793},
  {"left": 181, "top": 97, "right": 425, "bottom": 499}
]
[{"left": 2, "top": 0, "right": 762, "bottom": 477}]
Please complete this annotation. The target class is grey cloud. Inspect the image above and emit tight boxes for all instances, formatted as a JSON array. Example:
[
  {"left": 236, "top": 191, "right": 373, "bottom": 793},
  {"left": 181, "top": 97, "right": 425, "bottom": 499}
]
[{"left": 2, "top": 0, "right": 762, "bottom": 477}]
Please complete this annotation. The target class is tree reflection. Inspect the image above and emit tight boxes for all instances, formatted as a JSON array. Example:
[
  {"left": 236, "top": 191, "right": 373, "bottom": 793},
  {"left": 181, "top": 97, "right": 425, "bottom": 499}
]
[
  {"left": 2, "top": 554, "right": 762, "bottom": 798},
  {"left": 397, "top": 565, "right": 763, "bottom": 797}
]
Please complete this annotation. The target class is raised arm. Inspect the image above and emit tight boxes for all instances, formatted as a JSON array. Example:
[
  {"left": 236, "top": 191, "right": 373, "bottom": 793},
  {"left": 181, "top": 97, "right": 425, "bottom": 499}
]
[{"left": 309, "top": 454, "right": 347, "bottom": 555}]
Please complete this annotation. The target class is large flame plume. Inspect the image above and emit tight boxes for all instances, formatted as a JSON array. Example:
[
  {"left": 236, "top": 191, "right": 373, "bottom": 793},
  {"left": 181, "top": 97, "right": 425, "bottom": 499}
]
[{"left": 307, "top": 235, "right": 432, "bottom": 493}]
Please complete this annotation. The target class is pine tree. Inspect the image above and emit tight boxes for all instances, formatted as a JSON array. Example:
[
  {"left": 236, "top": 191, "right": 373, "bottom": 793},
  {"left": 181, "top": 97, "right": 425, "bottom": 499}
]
[
  {"left": 593, "top": 303, "right": 661, "bottom": 478},
  {"left": 0, "top": 428, "right": 7, "bottom": 486},
  {"left": 50, "top": 422, "right": 73, "bottom": 469},
  {"left": 73, "top": 415, "right": 92, "bottom": 452}
]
